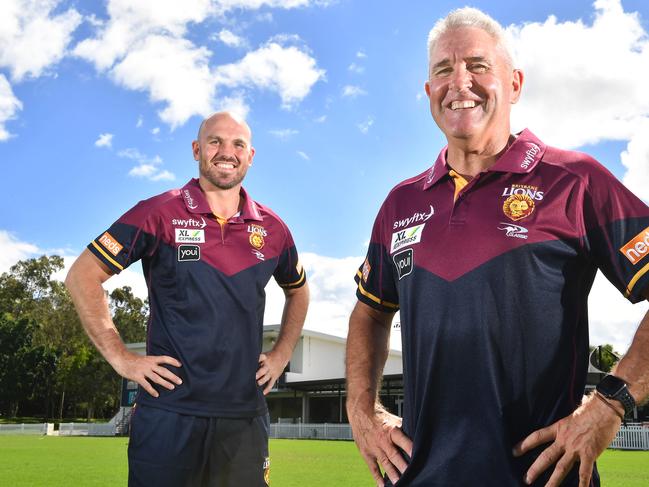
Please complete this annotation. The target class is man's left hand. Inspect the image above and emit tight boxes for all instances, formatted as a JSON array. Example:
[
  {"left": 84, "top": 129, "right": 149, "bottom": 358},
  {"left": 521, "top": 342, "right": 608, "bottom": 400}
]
[
  {"left": 513, "top": 394, "right": 622, "bottom": 487},
  {"left": 256, "top": 350, "right": 289, "bottom": 395}
]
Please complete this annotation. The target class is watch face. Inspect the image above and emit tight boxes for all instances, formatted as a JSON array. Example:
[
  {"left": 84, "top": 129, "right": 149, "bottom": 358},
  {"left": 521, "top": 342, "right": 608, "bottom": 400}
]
[{"left": 597, "top": 375, "right": 627, "bottom": 397}]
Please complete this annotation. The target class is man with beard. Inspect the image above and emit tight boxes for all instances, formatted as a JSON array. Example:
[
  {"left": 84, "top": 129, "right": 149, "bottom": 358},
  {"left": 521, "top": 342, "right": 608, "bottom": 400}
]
[
  {"left": 66, "top": 112, "right": 309, "bottom": 487},
  {"left": 346, "top": 7, "right": 649, "bottom": 487}
]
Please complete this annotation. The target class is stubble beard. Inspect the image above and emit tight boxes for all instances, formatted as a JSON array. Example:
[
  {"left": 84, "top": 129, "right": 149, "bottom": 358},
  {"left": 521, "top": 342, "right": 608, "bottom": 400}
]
[{"left": 200, "top": 158, "right": 247, "bottom": 190}]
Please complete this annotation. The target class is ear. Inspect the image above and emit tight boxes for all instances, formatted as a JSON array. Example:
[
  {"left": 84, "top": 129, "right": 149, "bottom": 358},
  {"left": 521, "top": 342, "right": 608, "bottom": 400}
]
[
  {"left": 192, "top": 140, "right": 200, "bottom": 161},
  {"left": 510, "top": 69, "right": 524, "bottom": 104},
  {"left": 424, "top": 81, "right": 432, "bottom": 98},
  {"left": 248, "top": 146, "right": 256, "bottom": 166}
]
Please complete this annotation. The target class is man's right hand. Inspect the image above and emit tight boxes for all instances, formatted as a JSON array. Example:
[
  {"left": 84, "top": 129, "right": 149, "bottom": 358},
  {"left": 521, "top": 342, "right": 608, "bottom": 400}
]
[
  {"left": 113, "top": 351, "right": 183, "bottom": 398},
  {"left": 349, "top": 406, "right": 413, "bottom": 487}
]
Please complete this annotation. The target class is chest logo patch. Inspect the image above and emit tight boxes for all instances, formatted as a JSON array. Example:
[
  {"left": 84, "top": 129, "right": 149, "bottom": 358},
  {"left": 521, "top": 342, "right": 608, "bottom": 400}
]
[
  {"left": 178, "top": 244, "right": 200, "bottom": 262},
  {"left": 391, "top": 223, "right": 425, "bottom": 253},
  {"left": 497, "top": 222, "right": 529, "bottom": 239},
  {"left": 503, "top": 194, "right": 535, "bottom": 221},
  {"left": 175, "top": 228, "right": 205, "bottom": 243},
  {"left": 250, "top": 233, "right": 265, "bottom": 249},
  {"left": 393, "top": 249, "right": 413, "bottom": 280}
]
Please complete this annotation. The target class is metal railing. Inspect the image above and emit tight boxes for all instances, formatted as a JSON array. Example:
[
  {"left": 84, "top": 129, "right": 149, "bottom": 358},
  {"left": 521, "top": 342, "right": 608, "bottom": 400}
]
[
  {"left": 0, "top": 423, "right": 48, "bottom": 435},
  {"left": 609, "top": 424, "right": 649, "bottom": 450},
  {"left": 58, "top": 422, "right": 115, "bottom": 436},
  {"left": 270, "top": 422, "right": 353, "bottom": 440}
]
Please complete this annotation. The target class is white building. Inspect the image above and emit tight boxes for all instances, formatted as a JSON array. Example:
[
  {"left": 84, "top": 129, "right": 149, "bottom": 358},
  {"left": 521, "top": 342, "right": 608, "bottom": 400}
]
[{"left": 124, "top": 325, "right": 404, "bottom": 423}]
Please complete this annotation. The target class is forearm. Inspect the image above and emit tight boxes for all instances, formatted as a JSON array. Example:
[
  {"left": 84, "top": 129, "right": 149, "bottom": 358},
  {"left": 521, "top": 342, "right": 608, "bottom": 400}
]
[
  {"left": 346, "top": 302, "right": 394, "bottom": 417},
  {"left": 612, "top": 308, "right": 649, "bottom": 406},
  {"left": 272, "top": 283, "right": 309, "bottom": 360},
  {"left": 65, "top": 252, "right": 129, "bottom": 368}
]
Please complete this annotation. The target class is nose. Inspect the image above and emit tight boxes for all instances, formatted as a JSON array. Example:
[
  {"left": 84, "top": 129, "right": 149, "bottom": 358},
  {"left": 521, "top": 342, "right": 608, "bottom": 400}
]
[{"left": 449, "top": 65, "right": 472, "bottom": 92}]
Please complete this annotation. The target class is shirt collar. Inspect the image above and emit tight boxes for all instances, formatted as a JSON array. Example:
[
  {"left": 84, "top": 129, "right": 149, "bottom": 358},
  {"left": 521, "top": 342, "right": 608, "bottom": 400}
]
[
  {"left": 180, "top": 179, "right": 263, "bottom": 222},
  {"left": 422, "top": 128, "right": 546, "bottom": 190}
]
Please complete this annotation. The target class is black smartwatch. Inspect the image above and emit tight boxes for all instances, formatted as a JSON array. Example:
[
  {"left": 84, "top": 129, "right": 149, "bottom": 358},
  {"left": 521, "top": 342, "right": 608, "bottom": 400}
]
[{"left": 596, "top": 375, "right": 636, "bottom": 416}]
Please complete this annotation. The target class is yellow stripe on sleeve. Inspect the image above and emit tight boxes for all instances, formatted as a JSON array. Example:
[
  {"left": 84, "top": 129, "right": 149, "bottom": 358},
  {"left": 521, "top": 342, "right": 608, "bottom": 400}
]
[
  {"left": 279, "top": 268, "right": 306, "bottom": 288},
  {"left": 357, "top": 280, "right": 399, "bottom": 310},
  {"left": 91, "top": 241, "right": 124, "bottom": 271},
  {"left": 625, "top": 261, "right": 649, "bottom": 298}
]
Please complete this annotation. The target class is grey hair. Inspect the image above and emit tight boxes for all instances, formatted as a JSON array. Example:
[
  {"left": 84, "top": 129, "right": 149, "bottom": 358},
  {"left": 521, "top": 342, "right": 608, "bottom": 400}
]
[{"left": 427, "top": 7, "right": 516, "bottom": 76}]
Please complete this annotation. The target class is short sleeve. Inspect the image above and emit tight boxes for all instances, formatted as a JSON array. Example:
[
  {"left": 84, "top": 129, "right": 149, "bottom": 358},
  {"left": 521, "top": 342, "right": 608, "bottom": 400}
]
[
  {"left": 87, "top": 201, "right": 158, "bottom": 274},
  {"left": 273, "top": 225, "right": 306, "bottom": 289},
  {"left": 582, "top": 164, "right": 649, "bottom": 303},
  {"left": 355, "top": 207, "right": 400, "bottom": 312}
]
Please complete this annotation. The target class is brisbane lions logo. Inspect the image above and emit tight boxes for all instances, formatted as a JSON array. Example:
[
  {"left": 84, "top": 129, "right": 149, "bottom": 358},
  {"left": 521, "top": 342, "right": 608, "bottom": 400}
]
[{"left": 503, "top": 193, "right": 535, "bottom": 221}]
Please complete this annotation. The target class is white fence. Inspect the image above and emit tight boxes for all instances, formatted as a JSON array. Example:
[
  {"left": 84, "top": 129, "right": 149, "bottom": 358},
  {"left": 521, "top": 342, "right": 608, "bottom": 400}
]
[
  {"left": 270, "top": 423, "right": 353, "bottom": 440},
  {"left": 610, "top": 424, "right": 649, "bottom": 450},
  {"left": 0, "top": 423, "right": 49, "bottom": 435},
  {"left": 58, "top": 422, "right": 115, "bottom": 437},
  {"left": 1, "top": 422, "right": 648, "bottom": 449}
]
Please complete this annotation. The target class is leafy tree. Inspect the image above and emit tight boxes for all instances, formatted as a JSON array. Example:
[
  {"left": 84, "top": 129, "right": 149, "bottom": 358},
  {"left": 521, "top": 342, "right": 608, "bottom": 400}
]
[{"left": 589, "top": 344, "right": 621, "bottom": 373}]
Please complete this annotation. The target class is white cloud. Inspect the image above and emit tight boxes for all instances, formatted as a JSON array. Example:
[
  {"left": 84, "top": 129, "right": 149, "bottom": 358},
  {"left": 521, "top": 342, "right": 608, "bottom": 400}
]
[
  {"left": 313, "top": 115, "right": 326, "bottom": 123},
  {"left": 111, "top": 35, "right": 216, "bottom": 128},
  {"left": 119, "top": 148, "right": 175, "bottom": 181},
  {"left": 263, "top": 252, "right": 362, "bottom": 338},
  {"left": 74, "top": 0, "right": 325, "bottom": 127},
  {"left": 95, "top": 133, "right": 113, "bottom": 148},
  {"left": 215, "top": 28, "right": 246, "bottom": 47},
  {"left": 348, "top": 62, "right": 364, "bottom": 74},
  {"left": 588, "top": 271, "right": 648, "bottom": 352},
  {"left": 214, "top": 41, "right": 324, "bottom": 109},
  {"left": 356, "top": 50, "right": 366, "bottom": 59},
  {"left": 213, "top": 0, "right": 319, "bottom": 14},
  {"left": 0, "top": 0, "right": 82, "bottom": 81},
  {"left": 509, "top": 0, "right": 649, "bottom": 150},
  {"left": 0, "top": 231, "right": 39, "bottom": 273},
  {"left": 136, "top": 116, "right": 143, "bottom": 128},
  {"left": 214, "top": 92, "right": 250, "bottom": 120},
  {"left": 357, "top": 116, "right": 374, "bottom": 134},
  {"left": 151, "top": 127, "right": 160, "bottom": 135},
  {"left": 621, "top": 118, "right": 649, "bottom": 202},
  {"left": 342, "top": 84, "right": 367, "bottom": 98},
  {"left": 297, "top": 150, "right": 309, "bottom": 160},
  {"left": 73, "top": 0, "right": 213, "bottom": 71},
  {"left": 269, "top": 128, "right": 298, "bottom": 139},
  {"left": 0, "top": 74, "right": 22, "bottom": 141}
]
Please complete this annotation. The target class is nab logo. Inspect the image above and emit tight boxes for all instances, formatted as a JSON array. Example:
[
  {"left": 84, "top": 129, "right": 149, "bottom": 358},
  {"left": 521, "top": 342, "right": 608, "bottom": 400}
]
[
  {"left": 393, "top": 249, "right": 413, "bottom": 280},
  {"left": 178, "top": 245, "right": 200, "bottom": 262}
]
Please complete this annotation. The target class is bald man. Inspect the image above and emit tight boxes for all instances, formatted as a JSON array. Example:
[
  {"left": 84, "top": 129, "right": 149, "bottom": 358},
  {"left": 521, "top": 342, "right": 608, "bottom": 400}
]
[{"left": 66, "top": 112, "right": 309, "bottom": 487}]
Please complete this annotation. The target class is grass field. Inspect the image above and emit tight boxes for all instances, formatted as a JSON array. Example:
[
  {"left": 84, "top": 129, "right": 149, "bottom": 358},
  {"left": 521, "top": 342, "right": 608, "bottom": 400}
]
[{"left": 0, "top": 436, "right": 647, "bottom": 486}]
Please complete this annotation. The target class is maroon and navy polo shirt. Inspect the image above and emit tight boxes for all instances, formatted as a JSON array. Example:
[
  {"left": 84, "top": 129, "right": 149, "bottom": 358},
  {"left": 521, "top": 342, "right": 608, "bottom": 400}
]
[
  {"left": 89, "top": 178, "right": 305, "bottom": 418},
  {"left": 356, "top": 129, "right": 649, "bottom": 487}
]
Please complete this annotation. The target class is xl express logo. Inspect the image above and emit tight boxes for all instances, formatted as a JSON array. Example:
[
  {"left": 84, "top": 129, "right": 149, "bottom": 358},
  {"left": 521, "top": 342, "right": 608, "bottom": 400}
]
[
  {"left": 391, "top": 224, "right": 425, "bottom": 253},
  {"left": 175, "top": 229, "right": 205, "bottom": 243}
]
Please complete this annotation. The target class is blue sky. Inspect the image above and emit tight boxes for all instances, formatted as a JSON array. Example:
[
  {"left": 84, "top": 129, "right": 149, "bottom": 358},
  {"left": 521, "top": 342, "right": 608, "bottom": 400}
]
[{"left": 1, "top": 0, "right": 648, "bottom": 348}]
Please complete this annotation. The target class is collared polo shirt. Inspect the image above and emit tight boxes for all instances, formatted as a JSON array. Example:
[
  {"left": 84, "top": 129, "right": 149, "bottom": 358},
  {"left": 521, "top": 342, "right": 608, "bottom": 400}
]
[
  {"left": 89, "top": 178, "right": 306, "bottom": 417},
  {"left": 356, "top": 129, "right": 649, "bottom": 486}
]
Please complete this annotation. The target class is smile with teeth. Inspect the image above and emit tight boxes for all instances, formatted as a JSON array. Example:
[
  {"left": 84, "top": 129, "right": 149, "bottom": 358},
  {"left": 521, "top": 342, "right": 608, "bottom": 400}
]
[
  {"left": 215, "top": 162, "right": 236, "bottom": 169},
  {"left": 450, "top": 100, "right": 477, "bottom": 110}
]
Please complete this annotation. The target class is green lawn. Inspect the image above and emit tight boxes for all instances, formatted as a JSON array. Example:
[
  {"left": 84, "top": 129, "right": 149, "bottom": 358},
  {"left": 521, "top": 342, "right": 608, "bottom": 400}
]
[{"left": 0, "top": 436, "right": 646, "bottom": 486}]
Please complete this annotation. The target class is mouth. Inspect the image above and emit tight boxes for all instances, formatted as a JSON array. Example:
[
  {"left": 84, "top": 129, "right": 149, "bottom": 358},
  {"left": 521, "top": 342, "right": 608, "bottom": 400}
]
[
  {"left": 213, "top": 159, "right": 238, "bottom": 170},
  {"left": 449, "top": 100, "right": 479, "bottom": 111}
]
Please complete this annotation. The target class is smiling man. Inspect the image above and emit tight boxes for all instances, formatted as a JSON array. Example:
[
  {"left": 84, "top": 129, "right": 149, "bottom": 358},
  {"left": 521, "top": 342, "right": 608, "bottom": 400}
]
[
  {"left": 66, "top": 112, "right": 309, "bottom": 487},
  {"left": 346, "top": 7, "right": 649, "bottom": 487}
]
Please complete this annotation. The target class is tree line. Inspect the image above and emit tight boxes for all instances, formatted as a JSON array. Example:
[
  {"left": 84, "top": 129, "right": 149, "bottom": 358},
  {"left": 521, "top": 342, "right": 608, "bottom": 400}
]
[{"left": 0, "top": 255, "right": 146, "bottom": 421}]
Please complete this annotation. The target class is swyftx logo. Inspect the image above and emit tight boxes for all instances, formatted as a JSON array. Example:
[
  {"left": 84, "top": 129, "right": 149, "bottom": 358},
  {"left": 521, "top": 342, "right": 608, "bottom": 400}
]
[{"left": 178, "top": 245, "right": 200, "bottom": 261}]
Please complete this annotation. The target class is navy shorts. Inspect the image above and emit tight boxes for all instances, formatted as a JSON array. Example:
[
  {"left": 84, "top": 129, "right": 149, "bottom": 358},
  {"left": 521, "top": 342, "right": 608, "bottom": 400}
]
[{"left": 128, "top": 405, "right": 270, "bottom": 487}]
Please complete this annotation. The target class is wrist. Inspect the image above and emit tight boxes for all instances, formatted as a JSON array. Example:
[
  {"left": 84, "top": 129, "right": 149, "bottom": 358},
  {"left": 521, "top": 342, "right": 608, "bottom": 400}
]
[{"left": 593, "top": 391, "right": 624, "bottom": 422}]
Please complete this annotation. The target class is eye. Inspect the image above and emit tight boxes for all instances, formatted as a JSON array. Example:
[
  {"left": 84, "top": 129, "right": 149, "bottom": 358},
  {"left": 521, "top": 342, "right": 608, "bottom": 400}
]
[
  {"left": 235, "top": 142, "right": 246, "bottom": 149},
  {"left": 210, "top": 139, "right": 220, "bottom": 145},
  {"left": 433, "top": 67, "right": 452, "bottom": 77},
  {"left": 469, "top": 63, "right": 488, "bottom": 73}
]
